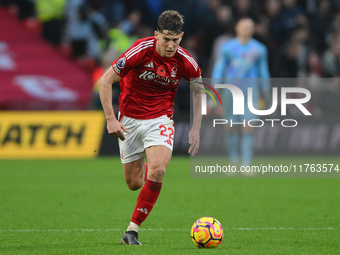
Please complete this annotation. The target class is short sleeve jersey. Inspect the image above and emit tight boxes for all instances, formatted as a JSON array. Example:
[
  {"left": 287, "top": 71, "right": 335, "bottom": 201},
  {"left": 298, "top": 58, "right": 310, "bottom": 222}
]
[{"left": 112, "top": 36, "right": 202, "bottom": 119}]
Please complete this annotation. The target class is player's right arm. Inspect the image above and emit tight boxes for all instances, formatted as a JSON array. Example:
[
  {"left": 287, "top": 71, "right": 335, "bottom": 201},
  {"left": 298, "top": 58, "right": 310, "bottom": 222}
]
[{"left": 98, "top": 67, "right": 128, "bottom": 141}]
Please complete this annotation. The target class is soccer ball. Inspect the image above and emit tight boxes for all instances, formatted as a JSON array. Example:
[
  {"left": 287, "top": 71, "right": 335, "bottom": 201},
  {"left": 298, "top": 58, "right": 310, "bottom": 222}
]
[{"left": 190, "top": 217, "right": 224, "bottom": 248}]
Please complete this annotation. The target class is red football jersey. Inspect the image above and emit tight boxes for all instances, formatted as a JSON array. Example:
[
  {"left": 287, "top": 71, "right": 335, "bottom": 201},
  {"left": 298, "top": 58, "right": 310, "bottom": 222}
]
[{"left": 112, "top": 36, "right": 202, "bottom": 119}]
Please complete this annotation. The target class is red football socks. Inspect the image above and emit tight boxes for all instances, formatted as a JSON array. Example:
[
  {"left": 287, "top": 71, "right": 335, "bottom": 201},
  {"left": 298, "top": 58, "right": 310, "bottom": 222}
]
[{"left": 131, "top": 179, "right": 162, "bottom": 226}]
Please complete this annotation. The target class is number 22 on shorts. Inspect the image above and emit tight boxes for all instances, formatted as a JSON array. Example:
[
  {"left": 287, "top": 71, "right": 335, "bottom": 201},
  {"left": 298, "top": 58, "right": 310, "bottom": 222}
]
[{"left": 159, "top": 125, "right": 174, "bottom": 146}]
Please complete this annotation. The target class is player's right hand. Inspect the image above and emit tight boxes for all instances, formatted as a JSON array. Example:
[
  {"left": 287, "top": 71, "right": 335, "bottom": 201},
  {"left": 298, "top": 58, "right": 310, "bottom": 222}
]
[{"left": 107, "top": 119, "right": 129, "bottom": 141}]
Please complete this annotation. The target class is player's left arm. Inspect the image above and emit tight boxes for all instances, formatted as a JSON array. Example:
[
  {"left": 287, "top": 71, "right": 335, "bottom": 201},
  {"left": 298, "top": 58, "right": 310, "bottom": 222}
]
[{"left": 188, "top": 76, "right": 205, "bottom": 156}]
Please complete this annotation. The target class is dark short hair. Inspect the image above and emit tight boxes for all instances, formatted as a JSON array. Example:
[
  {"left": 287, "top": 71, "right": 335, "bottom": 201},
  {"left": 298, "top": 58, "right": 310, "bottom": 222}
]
[{"left": 157, "top": 10, "right": 184, "bottom": 35}]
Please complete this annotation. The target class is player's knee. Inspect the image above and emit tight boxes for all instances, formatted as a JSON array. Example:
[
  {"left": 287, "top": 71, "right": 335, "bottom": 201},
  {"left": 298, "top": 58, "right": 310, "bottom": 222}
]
[
  {"left": 148, "top": 167, "right": 166, "bottom": 181},
  {"left": 126, "top": 178, "right": 143, "bottom": 191}
]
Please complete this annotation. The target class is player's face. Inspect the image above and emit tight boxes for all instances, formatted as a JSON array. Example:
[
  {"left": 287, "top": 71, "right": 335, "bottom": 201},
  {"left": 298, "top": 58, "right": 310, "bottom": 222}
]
[
  {"left": 155, "top": 30, "right": 183, "bottom": 58},
  {"left": 236, "top": 19, "right": 254, "bottom": 40}
]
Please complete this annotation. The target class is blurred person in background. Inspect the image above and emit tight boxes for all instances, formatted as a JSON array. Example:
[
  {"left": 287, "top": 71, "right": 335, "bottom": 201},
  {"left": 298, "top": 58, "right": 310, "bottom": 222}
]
[
  {"left": 198, "top": 0, "right": 226, "bottom": 71},
  {"left": 64, "top": 0, "right": 108, "bottom": 61},
  {"left": 273, "top": 24, "right": 310, "bottom": 77},
  {"left": 135, "top": 0, "right": 165, "bottom": 29},
  {"left": 35, "top": 0, "right": 66, "bottom": 47},
  {"left": 91, "top": 49, "right": 120, "bottom": 110},
  {"left": 212, "top": 18, "right": 270, "bottom": 167},
  {"left": 208, "top": 4, "right": 234, "bottom": 76},
  {"left": 275, "top": 39, "right": 301, "bottom": 77},
  {"left": 64, "top": 0, "right": 91, "bottom": 58},
  {"left": 320, "top": 36, "right": 340, "bottom": 115},
  {"left": 307, "top": 0, "right": 332, "bottom": 54},
  {"left": 101, "top": 0, "right": 126, "bottom": 26},
  {"left": 232, "top": 0, "right": 258, "bottom": 20},
  {"left": 322, "top": 36, "right": 340, "bottom": 77},
  {"left": 263, "top": 0, "right": 282, "bottom": 73},
  {"left": 162, "top": 0, "right": 202, "bottom": 37},
  {"left": 7, "top": 0, "right": 35, "bottom": 21},
  {"left": 106, "top": 9, "right": 142, "bottom": 56},
  {"left": 264, "top": 0, "right": 282, "bottom": 47},
  {"left": 253, "top": 14, "right": 279, "bottom": 75},
  {"left": 298, "top": 49, "right": 322, "bottom": 85},
  {"left": 118, "top": 9, "right": 141, "bottom": 37},
  {"left": 276, "top": 0, "right": 303, "bottom": 44},
  {"left": 297, "top": 48, "right": 322, "bottom": 116},
  {"left": 86, "top": 1, "right": 108, "bottom": 61}
]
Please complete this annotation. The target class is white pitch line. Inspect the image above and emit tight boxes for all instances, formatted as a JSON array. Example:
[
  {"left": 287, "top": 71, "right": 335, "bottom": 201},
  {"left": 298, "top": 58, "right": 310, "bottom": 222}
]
[
  {"left": 0, "top": 229, "right": 183, "bottom": 232},
  {"left": 232, "top": 227, "right": 335, "bottom": 231},
  {"left": 0, "top": 227, "right": 335, "bottom": 233}
]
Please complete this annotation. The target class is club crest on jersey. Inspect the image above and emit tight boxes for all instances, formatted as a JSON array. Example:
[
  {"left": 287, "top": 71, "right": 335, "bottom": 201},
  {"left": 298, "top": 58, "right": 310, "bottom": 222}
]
[
  {"left": 171, "top": 65, "right": 177, "bottom": 78},
  {"left": 117, "top": 57, "right": 126, "bottom": 69},
  {"left": 157, "top": 65, "right": 167, "bottom": 76}
]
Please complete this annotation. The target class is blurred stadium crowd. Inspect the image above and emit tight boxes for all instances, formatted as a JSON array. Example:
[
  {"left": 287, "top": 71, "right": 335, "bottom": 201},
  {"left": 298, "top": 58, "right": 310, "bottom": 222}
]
[{"left": 1, "top": 0, "right": 340, "bottom": 115}]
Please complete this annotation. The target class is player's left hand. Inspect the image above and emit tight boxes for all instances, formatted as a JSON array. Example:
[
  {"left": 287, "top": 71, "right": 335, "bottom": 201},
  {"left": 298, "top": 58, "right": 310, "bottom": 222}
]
[{"left": 188, "top": 128, "right": 200, "bottom": 156}]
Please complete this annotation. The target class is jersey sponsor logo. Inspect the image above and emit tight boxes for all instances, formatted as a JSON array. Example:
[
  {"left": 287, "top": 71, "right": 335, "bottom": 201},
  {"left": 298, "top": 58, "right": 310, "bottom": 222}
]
[
  {"left": 112, "top": 63, "right": 121, "bottom": 74},
  {"left": 117, "top": 57, "right": 126, "bottom": 69},
  {"left": 139, "top": 70, "right": 178, "bottom": 86},
  {"left": 144, "top": 61, "right": 154, "bottom": 68},
  {"left": 139, "top": 70, "right": 155, "bottom": 81}
]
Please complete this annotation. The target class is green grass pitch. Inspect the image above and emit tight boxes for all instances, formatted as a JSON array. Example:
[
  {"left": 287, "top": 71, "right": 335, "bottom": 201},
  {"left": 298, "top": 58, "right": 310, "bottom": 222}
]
[{"left": 0, "top": 156, "right": 339, "bottom": 254}]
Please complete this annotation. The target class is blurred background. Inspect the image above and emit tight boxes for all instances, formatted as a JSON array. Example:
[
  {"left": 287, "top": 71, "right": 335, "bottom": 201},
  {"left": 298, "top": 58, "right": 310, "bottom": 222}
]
[{"left": 1, "top": 0, "right": 340, "bottom": 158}]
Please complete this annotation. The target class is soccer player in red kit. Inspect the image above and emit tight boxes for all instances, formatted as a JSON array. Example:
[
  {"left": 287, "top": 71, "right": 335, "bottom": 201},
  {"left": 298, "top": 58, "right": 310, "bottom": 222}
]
[{"left": 98, "top": 10, "right": 204, "bottom": 245}]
